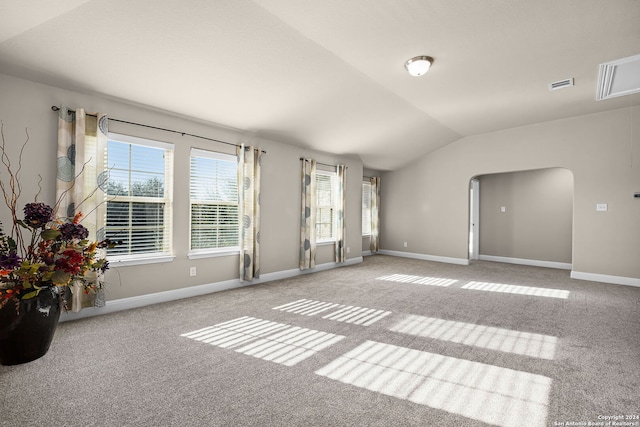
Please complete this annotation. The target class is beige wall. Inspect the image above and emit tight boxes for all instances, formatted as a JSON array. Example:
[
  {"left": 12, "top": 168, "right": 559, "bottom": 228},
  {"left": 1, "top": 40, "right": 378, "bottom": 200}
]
[
  {"left": 381, "top": 106, "right": 640, "bottom": 280},
  {"left": 478, "top": 168, "right": 573, "bottom": 264},
  {"left": 0, "top": 73, "right": 364, "bottom": 301}
]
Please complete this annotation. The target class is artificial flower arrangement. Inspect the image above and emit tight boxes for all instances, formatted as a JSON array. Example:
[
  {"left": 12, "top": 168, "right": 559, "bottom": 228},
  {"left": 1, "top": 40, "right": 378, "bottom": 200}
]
[
  {"left": 0, "top": 126, "right": 115, "bottom": 312},
  {"left": 0, "top": 205, "right": 113, "bottom": 309}
]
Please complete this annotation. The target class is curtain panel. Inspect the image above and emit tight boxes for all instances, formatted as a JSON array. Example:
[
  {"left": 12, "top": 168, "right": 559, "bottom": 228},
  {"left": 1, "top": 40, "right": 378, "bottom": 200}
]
[
  {"left": 237, "top": 145, "right": 262, "bottom": 281},
  {"left": 300, "top": 159, "right": 316, "bottom": 270},
  {"left": 335, "top": 164, "right": 346, "bottom": 263},
  {"left": 56, "top": 106, "right": 108, "bottom": 312},
  {"left": 370, "top": 176, "right": 381, "bottom": 253}
]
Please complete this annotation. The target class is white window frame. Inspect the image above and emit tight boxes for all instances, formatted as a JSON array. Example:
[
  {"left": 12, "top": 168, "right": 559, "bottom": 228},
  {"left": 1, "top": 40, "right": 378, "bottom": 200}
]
[
  {"left": 316, "top": 170, "right": 337, "bottom": 244},
  {"left": 188, "top": 148, "right": 240, "bottom": 259},
  {"left": 362, "top": 180, "right": 372, "bottom": 236},
  {"left": 105, "top": 133, "right": 174, "bottom": 266}
]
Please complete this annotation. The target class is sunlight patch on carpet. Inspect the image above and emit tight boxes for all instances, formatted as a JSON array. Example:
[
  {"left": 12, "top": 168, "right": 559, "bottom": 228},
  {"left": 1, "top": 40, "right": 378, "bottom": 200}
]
[
  {"left": 272, "top": 299, "right": 342, "bottom": 316},
  {"left": 181, "top": 316, "right": 344, "bottom": 366},
  {"left": 316, "top": 341, "right": 551, "bottom": 427},
  {"left": 389, "top": 314, "right": 557, "bottom": 360},
  {"left": 461, "top": 281, "right": 570, "bottom": 299},
  {"left": 376, "top": 274, "right": 458, "bottom": 287},
  {"left": 273, "top": 299, "right": 391, "bottom": 326}
]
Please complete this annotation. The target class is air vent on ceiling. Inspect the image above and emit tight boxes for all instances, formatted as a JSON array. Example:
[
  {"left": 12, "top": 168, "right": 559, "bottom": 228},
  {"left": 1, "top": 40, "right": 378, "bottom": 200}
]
[
  {"left": 548, "top": 78, "right": 574, "bottom": 91},
  {"left": 596, "top": 53, "right": 640, "bottom": 101}
]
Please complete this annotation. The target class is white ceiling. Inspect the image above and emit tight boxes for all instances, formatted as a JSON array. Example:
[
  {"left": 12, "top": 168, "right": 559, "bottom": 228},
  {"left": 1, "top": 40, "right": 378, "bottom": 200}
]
[{"left": 1, "top": 0, "right": 639, "bottom": 170}]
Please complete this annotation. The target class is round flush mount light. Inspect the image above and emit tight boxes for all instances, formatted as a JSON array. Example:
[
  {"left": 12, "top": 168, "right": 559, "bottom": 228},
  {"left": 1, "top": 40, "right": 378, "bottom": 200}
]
[{"left": 405, "top": 55, "right": 434, "bottom": 76}]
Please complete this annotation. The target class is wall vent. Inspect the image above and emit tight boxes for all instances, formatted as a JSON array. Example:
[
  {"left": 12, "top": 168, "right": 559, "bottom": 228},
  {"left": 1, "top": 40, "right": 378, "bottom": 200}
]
[
  {"left": 548, "top": 78, "right": 574, "bottom": 91},
  {"left": 596, "top": 54, "right": 640, "bottom": 101}
]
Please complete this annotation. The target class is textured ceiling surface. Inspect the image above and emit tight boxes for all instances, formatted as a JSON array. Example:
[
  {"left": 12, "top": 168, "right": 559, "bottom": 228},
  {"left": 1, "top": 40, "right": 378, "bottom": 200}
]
[{"left": 1, "top": 0, "right": 639, "bottom": 170}]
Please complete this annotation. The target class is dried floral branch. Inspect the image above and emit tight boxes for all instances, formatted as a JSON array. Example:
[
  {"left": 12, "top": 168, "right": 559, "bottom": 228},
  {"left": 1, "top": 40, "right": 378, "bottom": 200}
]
[
  {"left": 51, "top": 157, "right": 90, "bottom": 218},
  {"left": 0, "top": 123, "right": 27, "bottom": 253},
  {"left": 35, "top": 175, "right": 43, "bottom": 202}
]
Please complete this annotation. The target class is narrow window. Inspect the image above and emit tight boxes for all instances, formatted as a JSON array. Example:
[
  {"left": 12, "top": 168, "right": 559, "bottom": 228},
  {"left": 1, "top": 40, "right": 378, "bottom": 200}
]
[
  {"left": 105, "top": 134, "right": 174, "bottom": 260},
  {"left": 362, "top": 181, "right": 372, "bottom": 236},
  {"left": 189, "top": 149, "right": 239, "bottom": 253},
  {"left": 316, "top": 171, "right": 336, "bottom": 242}
]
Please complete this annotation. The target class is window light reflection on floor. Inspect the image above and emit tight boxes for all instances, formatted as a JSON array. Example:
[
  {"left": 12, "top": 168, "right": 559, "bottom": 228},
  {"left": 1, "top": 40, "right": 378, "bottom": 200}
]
[
  {"left": 273, "top": 299, "right": 341, "bottom": 316},
  {"left": 461, "top": 281, "right": 570, "bottom": 299},
  {"left": 316, "top": 340, "right": 551, "bottom": 427},
  {"left": 390, "top": 314, "right": 557, "bottom": 360},
  {"left": 181, "top": 316, "right": 344, "bottom": 366},
  {"left": 376, "top": 274, "right": 458, "bottom": 287},
  {"left": 273, "top": 299, "right": 391, "bottom": 326}
]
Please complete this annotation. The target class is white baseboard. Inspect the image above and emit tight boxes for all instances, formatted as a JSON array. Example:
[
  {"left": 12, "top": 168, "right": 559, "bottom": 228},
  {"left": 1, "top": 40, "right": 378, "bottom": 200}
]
[
  {"left": 378, "top": 249, "right": 469, "bottom": 266},
  {"left": 478, "top": 255, "right": 572, "bottom": 270},
  {"left": 362, "top": 250, "right": 373, "bottom": 257},
  {"left": 60, "top": 256, "right": 363, "bottom": 322},
  {"left": 570, "top": 271, "right": 640, "bottom": 288}
]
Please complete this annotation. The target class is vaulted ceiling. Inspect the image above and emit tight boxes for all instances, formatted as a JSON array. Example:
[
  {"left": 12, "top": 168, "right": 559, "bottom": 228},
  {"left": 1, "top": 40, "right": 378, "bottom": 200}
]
[{"left": 1, "top": 0, "right": 639, "bottom": 170}]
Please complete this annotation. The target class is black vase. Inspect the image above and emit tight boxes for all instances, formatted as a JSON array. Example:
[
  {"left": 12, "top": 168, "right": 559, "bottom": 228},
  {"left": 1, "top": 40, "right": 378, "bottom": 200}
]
[{"left": 0, "top": 286, "right": 62, "bottom": 366}]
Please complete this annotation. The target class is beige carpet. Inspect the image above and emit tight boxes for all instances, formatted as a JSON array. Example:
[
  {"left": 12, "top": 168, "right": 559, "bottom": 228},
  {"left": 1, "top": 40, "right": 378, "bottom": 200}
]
[{"left": 1, "top": 255, "right": 639, "bottom": 426}]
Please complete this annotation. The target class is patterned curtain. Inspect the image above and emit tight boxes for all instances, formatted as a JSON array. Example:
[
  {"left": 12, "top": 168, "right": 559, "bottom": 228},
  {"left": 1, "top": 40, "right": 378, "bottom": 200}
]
[
  {"left": 300, "top": 159, "right": 316, "bottom": 270},
  {"left": 335, "top": 164, "right": 346, "bottom": 263},
  {"left": 56, "top": 106, "right": 108, "bottom": 311},
  {"left": 237, "top": 144, "right": 262, "bottom": 281},
  {"left": 370, "top": 176, "right": 381, "bottom": 253}
]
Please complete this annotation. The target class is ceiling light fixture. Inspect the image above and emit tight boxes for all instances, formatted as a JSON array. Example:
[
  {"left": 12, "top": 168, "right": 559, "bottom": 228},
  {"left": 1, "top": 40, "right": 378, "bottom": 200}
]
[{"left": 405, "top": 55, "right": 433, "bottom": 76}]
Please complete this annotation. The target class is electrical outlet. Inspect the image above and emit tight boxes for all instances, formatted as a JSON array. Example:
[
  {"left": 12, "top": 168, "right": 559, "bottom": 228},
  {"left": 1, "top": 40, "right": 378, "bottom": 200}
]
[
  {"left": 403, "top": 242, "right": 408, "bottom": 248},
  {"left": 596, "top": 203, "right": 608, "bottom": 212},
  {"left": 346, "top": 247, "right": 350, "bottom": 254},
  {"left": 189, "top": 267, "right": 197, "bottom": 277}
]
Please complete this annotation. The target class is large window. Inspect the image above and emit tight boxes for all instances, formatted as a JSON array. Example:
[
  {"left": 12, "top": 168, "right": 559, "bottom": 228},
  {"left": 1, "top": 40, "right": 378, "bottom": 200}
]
[
  {"left": 189, "top": 149, "right": 239, "bottom": 253},
  {"left": 362, "top": 181, "right": 371, "bottom": 236},
  {"left": 316, "top": 171, "right": 336, "bottom": 242},
  {"left": 105, "top": 134, "right": 173, "bottom": 259}
]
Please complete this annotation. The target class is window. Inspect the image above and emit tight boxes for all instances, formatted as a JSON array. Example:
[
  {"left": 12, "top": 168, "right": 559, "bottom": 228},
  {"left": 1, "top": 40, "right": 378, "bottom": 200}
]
[
  {"left": 362, "top": 181, "right": 371, "bottom": 235},
  {"left": 316, "top": 171, "right": 336, "bottom": 242},
  {"left": 189, "top": 149, "right": 239, "bottom": 253},
  {"left": 105, "top": 134, "right": 173, "bottom": 260}
]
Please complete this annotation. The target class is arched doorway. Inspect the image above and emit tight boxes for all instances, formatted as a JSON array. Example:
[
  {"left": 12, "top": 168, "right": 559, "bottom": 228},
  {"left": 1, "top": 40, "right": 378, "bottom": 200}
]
[{"left": 469, "top": 168, "right": 573, "bottom": 269}]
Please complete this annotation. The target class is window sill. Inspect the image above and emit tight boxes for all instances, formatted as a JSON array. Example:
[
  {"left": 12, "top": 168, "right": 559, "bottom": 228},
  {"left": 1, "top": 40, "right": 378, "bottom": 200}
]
[
  {"left": 108, "top": 254, "right": 175, "bottom": 267},
  {"left": 316, "top": 240, "right": 336, "bottom": 246},
  {"left": 188, "top": 248, "right": 240, "bottom": 259}
]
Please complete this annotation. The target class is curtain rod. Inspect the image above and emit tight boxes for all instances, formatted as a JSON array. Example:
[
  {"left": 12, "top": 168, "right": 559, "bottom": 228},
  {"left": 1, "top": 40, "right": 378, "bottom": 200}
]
[
  {"left": 51, "top": 106, "right": 266, "bottom": 154},
  {"left": 299, "top": 157, "right": 348, "bottom": 169}
]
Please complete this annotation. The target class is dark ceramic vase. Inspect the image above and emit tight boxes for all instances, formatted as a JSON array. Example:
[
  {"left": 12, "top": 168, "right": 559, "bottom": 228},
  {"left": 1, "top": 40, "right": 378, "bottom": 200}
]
[{"left": 0, "top": 286, "right": 62, "bottom": 366}]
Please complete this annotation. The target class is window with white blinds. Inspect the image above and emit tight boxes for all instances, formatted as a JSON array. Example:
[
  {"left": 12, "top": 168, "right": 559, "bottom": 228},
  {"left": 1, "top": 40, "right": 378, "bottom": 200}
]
[
  {"left": 362, "top": 181, "right": 372, "bottom": 236},
  {"left": 105, "top": 134, "right": 174, "bottom": 259},
  {"left": 189, "top": 148, "right": 239, "bottom": 252},
  {"left": 316, "top": 171, "right": 336, "bottom": 241}
]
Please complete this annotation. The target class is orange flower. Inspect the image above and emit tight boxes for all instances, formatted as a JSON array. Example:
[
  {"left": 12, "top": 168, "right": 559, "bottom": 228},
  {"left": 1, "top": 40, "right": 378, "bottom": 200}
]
[{"left": 73, "top": 212, "right": 83, "bottom": 224}]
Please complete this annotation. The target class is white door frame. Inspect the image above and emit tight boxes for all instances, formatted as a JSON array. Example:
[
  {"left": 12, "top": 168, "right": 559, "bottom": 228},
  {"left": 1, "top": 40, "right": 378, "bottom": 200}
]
[{"left": 469, "top": 178, "right": 480, "bottom": 260}]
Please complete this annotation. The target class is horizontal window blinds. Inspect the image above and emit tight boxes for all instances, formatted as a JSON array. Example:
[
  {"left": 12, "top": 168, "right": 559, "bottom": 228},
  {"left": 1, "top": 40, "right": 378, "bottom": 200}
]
[
  {"left": 316, "top": 171, "right": 335, "bottom": 241},
  {"left": 362, "top": 181, "right": 371, "bottom": 235},
  {"left": 190, "top": 149, "right": 239, "bottom": 250},
  {"left": 105, "top": 136, "right": 173, "bottom": 257}
]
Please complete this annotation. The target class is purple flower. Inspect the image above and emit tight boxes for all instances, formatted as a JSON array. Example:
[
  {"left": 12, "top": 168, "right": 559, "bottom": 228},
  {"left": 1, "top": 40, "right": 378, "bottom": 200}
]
[
  {"left": 59, "top": 222, "right": 89, "bottom": 241},
  {"left": 0, "top": 252, "right": 21, "bottom": 269},
  {"left": 23, "top": 202, "right": 54, "bottom": 229}
]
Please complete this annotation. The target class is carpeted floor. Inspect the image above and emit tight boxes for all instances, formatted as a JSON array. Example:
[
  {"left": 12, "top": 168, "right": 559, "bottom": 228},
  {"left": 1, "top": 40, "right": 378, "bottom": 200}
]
[{"left": 1, "top": 255, "right": 639, "bottom": 427}]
